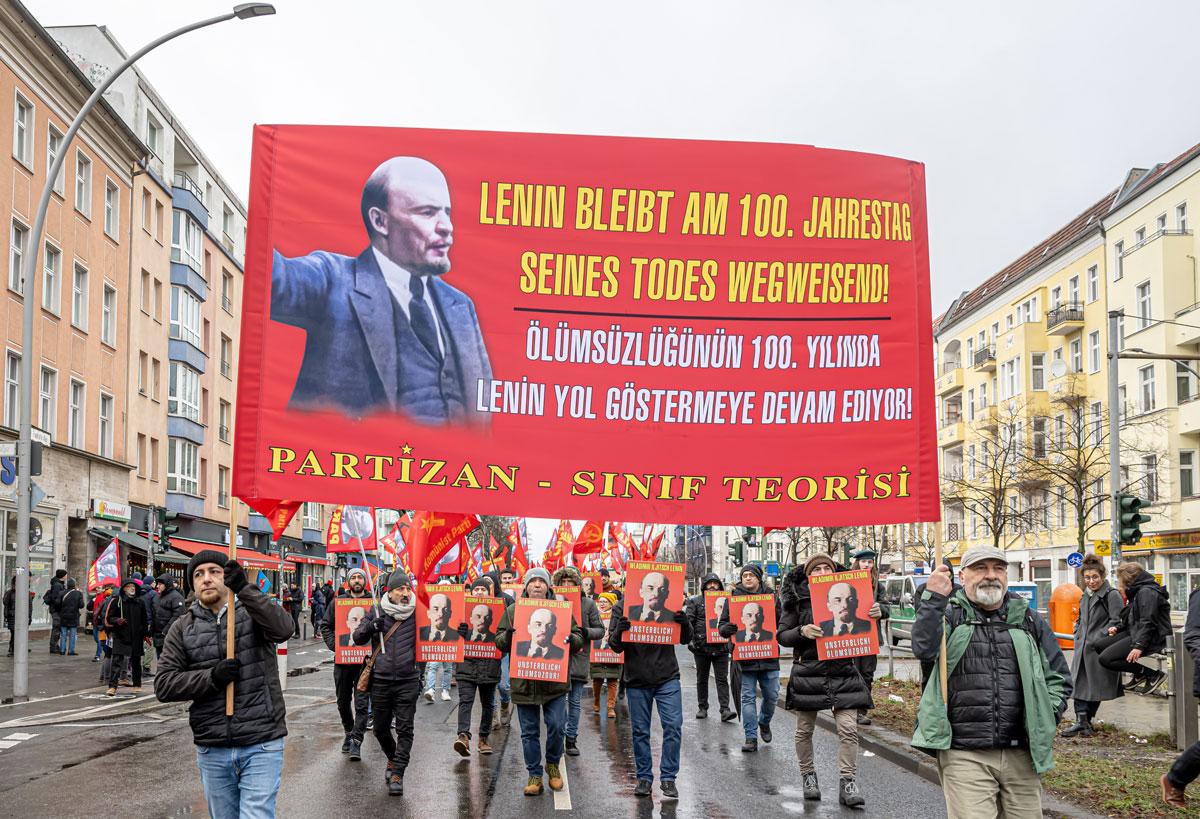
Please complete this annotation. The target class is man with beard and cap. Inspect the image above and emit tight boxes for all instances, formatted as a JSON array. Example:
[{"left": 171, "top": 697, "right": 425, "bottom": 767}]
[
  {"left": 686, "top": 573, "right": 736, "bottom": 721},
  {"left": 718, "top": 563, "right": 781, "bottom": 753},
  {"left": 320, "top": 567, "right": 373, "bottom": 760},
  {"left": 552, "top": 566, "right": 606, "bottom": 758},
  {"left": 848, "top": 548, "right": 889, "bottom": 725},
  {"left": 152, "top": 575, "right": 186, "bottom": 664},
  {"left": 454, "top": 576, "right": 502, "bottom": 757},
  {"left": 495, "top": 567, "right": 584, "bottom": 797},
  {"left": 155, "top": 551, "right": 295, "bottom": 817},
  {"left": 105, "top": 578, "right": 150, "bottom": 695},
  {"left": 354, "top": 572, "right": 421, "bottom": 796},
  {"left": 912, "top": 546, "right": 1070, "bottom": 819}
]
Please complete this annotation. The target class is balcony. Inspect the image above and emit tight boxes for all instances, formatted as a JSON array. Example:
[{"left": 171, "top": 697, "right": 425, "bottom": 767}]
[
  {"left": 937, "top": 363, "right": 964, "bottom": 396},
  {"left": 1179, "top": 397, "right": 1200, "bottom": 436},
  {"left": 171, "top": 171, "right": 210, "bottom": 230},
  {"left": 938, "top": 418, "right": 965, "bottom": 447},
  {"left": 1175, "top": 301, "right": 1200, "bottom": 347},
  {"left": 945, "top": 521, "right": 964, "bottom": 542},
  {"left": 973, "top": 345, "right": 997, "bottom": 371},
  {"left": 1046, "top": 302, "right": 1085, "bottom": 336}
]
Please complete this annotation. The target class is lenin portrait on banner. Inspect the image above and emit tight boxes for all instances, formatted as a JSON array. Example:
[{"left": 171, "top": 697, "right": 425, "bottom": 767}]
[
  {"left": 270, "top": 156, "right": 491, "bottom": 424},
  {"left": 516, "top": 607, "right": 565, "bottom": 660},
  {"left": 627, "top": 571, "right": 671, "bottom": 624},
  {"left": 819, "top": 581, "right": 873, "bottom": 637},
  {"left": 419, "top": 592, "right": 462, "bottom": 643}
]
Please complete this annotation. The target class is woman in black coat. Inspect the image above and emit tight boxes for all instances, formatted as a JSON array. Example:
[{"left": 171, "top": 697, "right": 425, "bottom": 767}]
[
  {"left": 1091, "top": 562, "right": 1172, "bottom": 694},
  {"left": 105, "top": 580, "right": 149, "bottom": 692},
  {"left": 778, "top": 554, "right": 871, "bottom": 808},
  {"left": 454, "top": 577, "right": 504, "bottom": 757}
]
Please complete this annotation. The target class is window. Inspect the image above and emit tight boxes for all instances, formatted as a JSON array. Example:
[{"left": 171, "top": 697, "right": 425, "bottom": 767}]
[
  {"left": 1136, "top": 282, "right": 1152, "bottom": 329},
  {"left": 150, "top": 437, "right": 159, "bottom": 481},
  {"left": 1018, "top": 297, "right": 1037, "bottom": 323},
  {"left": 966, "top": 338, "right": 974, "bottom": 363},
  {"left": 1005, "top": 313, "right": 1014, "bottom": 331},
  {"left": 71, "top": 263, "right": 88, "bottom": 330},
  {"left": 1054, "top": 413, "right": 1065, "bottom": 449},
  {"left": 103, "top": 181, "right": 119, "bottom": 238},
  {"left": 3, "top": 351, "right": 19, "bottom": 427},
  {"left": 1166, "top": 554, "right": 1200, "bottom": 612},
  {"left": 1032, "top": 564, "right": 1052, "bottom": 609},
  {"left": 74, "top": 151, "right": 92, "bottom": 215},
  {"left": 1031, "top": 353, "right": 1045, "bottom": 390},
  {"left": 222, "top": 205, "right": 235, "bottom": 241},
  {"left": 170, "top": 286, "right": 201, "bottom": 347},
  {"left": 167, "top": 362, "right": 201, "bottom": 422},
  {"left": 1087, "top": 265, "right": 1099, "bottom": 303},
  {"left": 38, "top": 366, "right": 55, "bottom": 434},
  {"left": 171, "top": 212, "right": 202, "bottom": 271},
  {"left": 153, "top": 279, "right": 162, "bottom": 322},
  {"left": 98, "top": 393, "right": 113, "bottom": 458},
  {"left": 1178, "top": 203, "right": 1189, "bottom": 232},
  {"left": 1001, "top": 357, "right": 1020, "bottom": 398},
  {"left": 136, "top": 434, "right": 146, "bottom": 477},
  {"left": 154, "top": 201, "right": 164, "bottom": 243},
  {"left": 979, "top": 381, "right": 987, "bottom": 408},
  {"left": 990, "top": 322, "right": 999, "bottom": 343},
  {"left": 1058, "top": 491, "right": 1067, "bottom": 529},
  {"left": 966, "top": 388, "right": 975, "bottom": 421},
  {"left": 151, "top": 358, "right": 160, "bottom": 400},
  {"left": 145, "top": 116, "right": 162, "bottom": 159},
  {"left": 221, "top": 271, "right": 233, "bottom": 313},
  {"left": 167, "top": 438, "right": 199, "bottom": 495},
  {"left": 1140, "top": 365, "right": 1156, "bottom": 413},
  {"left": 1032, "top": 417, "right": 1047, "bottom": 459},
  {"left": 1118, "top": 385, "right": 1127, "bottom": 423},
  {"left": 41, "top": 242, "right": 60, "bottom": 312},
  {"left": 1157, "top": 213, "right": 1168, "bottom": 232},
  {"left": 68, "top": 379, "right": 84, "bottom": 447},
  {"left": 12, "top": 93, "right": 31, "bottom": 166},
  {"left": 1135, "top": 227, "right": 1146, "bottom": 244},
  {"left": 1114, "top": 240, "right": 1124, "bottom": 280},
  {"left": 220, "top": 335, "right": 232, "bottom": 378},
  {"left": 140, "top": 270, "right": 150, "bottom": 313},
  {"left": 1070, "top": 339, "right": 1082, "bottom": 373},
  {"left": 47, "top": 125, "right": 64, "bottom": 194},
  {"left": 1117, "top": 314, "right": 1126, "bottom": 351},
  {"left": 219, "top": 400, "right": 231, "bottom": 442},
  {"left": 101, "top": 285, "right": 116, "bottom": 346},
  {"left": 1143, "top": 454, "right": 1159, "bottom": 503},
  {"left": 1091, "top": 401, "right": 1103, "bottom": 445},
  {"left": 302, "top": 502, "right": 319, "bottom": 529},
  {"left": 138, "top": 351, "right": 147, "bottom": 394},
  {"left": 1178, "top": 363, "right": 1197, "bottom": 403},
  {"left": 1088, "top": 331, "right": 1101, "bottom": 373},
  {"left": 9, "top": 220, "right": 27, "bottom": 291},
  {"left": 218, "top": 467, "right": 230, "bottom": 508},
  {"left": 1068, "top": 276, "right": 1079, "bottom": 305},
  {"left": 141, "top": 190, "right": 151, "bottom": 231},
  {"left": 1181, "top": 451, "right": 1196, "bottom": 499},
  {"left": 1050, "top": 286, "right": 1061, "bottom": 309}
]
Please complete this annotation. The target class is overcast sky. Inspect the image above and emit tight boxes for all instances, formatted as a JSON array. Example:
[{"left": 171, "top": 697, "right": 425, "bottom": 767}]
[{"left": 29, "top": 0, "right": 1200, "bottom": 314}]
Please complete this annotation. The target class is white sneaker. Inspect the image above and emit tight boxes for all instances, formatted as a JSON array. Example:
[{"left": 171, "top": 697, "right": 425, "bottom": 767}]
[
  {"left": 424, "top": 688, "right": 434, "bottom": 702},
  {"left": 441, "top": 689, "right": 451, "bottom": 701}
]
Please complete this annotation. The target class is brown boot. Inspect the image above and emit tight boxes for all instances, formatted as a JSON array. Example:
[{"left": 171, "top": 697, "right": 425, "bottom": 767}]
[
  {"left": 592, "top": 680, "right": 603, "bottom": 712},
  {"left": 546, "top": 763, "right": 564, "bottom": 791},
  {"left": 478, "top": 737, "right": 493, "bottom": 755},
  {"left": 1161, "top": 774, "right": 1188, "bottom": 808},
  {"left": 453, "top": 732, "right": 470, "bottom": 757},
  {"left": 607, "top": 681, "right": 618, "bottom": 717}
]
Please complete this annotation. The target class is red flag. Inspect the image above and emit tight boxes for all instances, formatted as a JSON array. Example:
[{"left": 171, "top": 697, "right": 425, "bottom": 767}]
[
  {"left": 608, "top": 522, "right": 636, "bottom": 570},
  {"left": 572, "top": 520, "right": 606, "bottom": 556},
  {"left": 434, "top": 538, "right": 467, "bottom": 578},
  {"left": 544, "top": 520, "right": 573, "bottom": 571},
  {"left": 87, "top": 538, "right": 121, "bottom": 592},
  {"left": 647, "top": 531, "right": 665, "bottom": 559},
  {"left": 762, "top": 526, "right": 785, "bottom": 536},
  {"left": 508, "top": 520, "right": 529, "bottom": 577},
  {"left": 326, "top": 505, "right": 378, "bottom": 553},
  {"left": 402, "top": 511, "right": 478, "bottom": 584},
  {"left": 263, "top": 500, "right": 302, "bottom": 540}
]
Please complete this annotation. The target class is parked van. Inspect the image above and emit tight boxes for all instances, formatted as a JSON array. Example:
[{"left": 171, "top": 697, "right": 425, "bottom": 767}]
[{"left": 881, "top": 574, "right": 928, "bottom": 646}]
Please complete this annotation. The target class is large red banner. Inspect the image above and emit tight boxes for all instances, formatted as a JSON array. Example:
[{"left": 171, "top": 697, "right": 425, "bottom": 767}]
[{"left": 234, "top": 126, "right": 937, "bottom": 526}]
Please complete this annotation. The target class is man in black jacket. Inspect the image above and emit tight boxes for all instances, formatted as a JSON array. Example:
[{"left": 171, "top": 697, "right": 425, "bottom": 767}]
[
  {"left": 353, "top": 571, "right": 420, "bottom": 796},
  {"left": 152, "top": 575, "right": 185, "bottom": 660},
  {"left": 686, "top": 573, "right": 735, "bottom": 721},
  {"left": 105, "top": 579, "right": 150, "bottom": 694},
  {"left": 718, "top": 564, "right": 781, "bottom": 753},
  {"left": 609, "top": 593, "right": 692, "bottom": 801},
  {"left": 320, "top": 567, "right": 372, "bottom": 760},
  {"left": 44, "top": 569, "right": 66, "bottom": 654},
  {"left": 155, "top": 550, "right": 294, "bottom": 818}
]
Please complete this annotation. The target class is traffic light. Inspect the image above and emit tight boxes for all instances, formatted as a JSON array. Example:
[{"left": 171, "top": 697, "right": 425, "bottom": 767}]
[
  {"left": 160, "top": 507, "right": 181, "bottom": 552},
  {"left": 1117, "top": 494, "right": 1151, "bottom": 546},
  {"left": 729, "top": 539, "right": 744, "bottom": 565}
]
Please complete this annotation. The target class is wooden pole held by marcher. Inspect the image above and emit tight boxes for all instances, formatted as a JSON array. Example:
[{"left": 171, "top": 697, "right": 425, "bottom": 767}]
[
  {"left": 933, "top": 521, "right": 948, "bottom": 697},
  {"left": 226, "top": 499, "right": 237, "bottom": 716},
  {"left": 356, "top": 531, "right": 385, "bottom": 654}
]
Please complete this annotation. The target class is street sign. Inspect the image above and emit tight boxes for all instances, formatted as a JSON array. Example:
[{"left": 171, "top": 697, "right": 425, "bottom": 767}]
[
  {"left": 28, "top": 518, "right": 41, "bottom": 545},
  {"left": 0, "top": 442, "right": 14, "bottom": 457},
  {"left": 765, "top": 561, "right": 780, "bottom": 577},
  {"left": 30, "top": 427, "right": 50, "bottom": 446},
  {"left": 1066, "top": 552, "right": 1083, "bottom": 568},
  {"left": 1093, "top": 540, "right": 1112, "bottom": 557},
  {"left": 1008, "top": 582, "right": 1038, "bottom": 611}
]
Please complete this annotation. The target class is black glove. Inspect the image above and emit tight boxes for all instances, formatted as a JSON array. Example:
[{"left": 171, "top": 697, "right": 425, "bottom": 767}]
[
  {"left": 718, "top": 623, "right": 736, "bottom": 638},
  {"left": 673, "top": 609, "right": 688, "bottom": 624},
  {"left": 457, "top": 623, "right": 469, "bottom": 638},
  {"left": 373, "top": 616, "right": 388, "bottom": 633},
  {"left": 617, "top": 616, "right": 631, "bottom": 633},
  {"left": 223, "top": 560, "right": 248, "bottom": 594},
  {"left": 210, "top": 658, "right": 241, "bottom": 687},
  {"left": 569, "top": 632, "right": 583, "bottom": 650}
]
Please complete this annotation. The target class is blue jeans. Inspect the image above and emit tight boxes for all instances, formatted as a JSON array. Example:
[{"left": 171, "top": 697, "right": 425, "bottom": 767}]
[
  {"left": 424, "top": 661, "right": 451, "bottom": 692},
  {"left": 626, "top": 679, "right": 682, "bottom": 783},
  {"left": 498, "top": 654, "right": 512, "bottom": 704},
  {"left": 195, "top": 738, "right": 284, "bottom": 819},
  {"left": 516, "top": 695, "right": 567, "bottom": 777},
  {"left": 565, "top": 679, "right": 586, "bottom": 739},
  {"left": 93, "top": 627, "right": 103, "bottom": 659},
  {"left": 59, "top": 627, "right": 77, "bottom": 654},
  {"left": 739, "top": 667, "right": 779, "bottom": 741}
]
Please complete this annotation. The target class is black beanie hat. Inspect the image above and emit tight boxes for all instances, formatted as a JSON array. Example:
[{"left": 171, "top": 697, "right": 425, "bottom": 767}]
[
  {"left": 186, "top": 550, "right": 228, "bottom": 589},
  {"left": 387, "top": 572, "right": 412, "bottom": 592}
]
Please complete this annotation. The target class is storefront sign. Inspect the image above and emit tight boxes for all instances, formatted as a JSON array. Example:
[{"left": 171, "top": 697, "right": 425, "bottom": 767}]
[{"left": 91, "top": 499, "right": 131, "bottom": 522}]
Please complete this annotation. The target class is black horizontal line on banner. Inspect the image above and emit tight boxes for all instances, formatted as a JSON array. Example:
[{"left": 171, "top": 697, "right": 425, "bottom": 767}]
[{"left": 512, "top": 307, "right": 891, "bottom": 322}]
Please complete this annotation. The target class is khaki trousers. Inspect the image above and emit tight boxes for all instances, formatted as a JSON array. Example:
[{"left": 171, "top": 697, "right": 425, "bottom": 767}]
[
  {"left": 936, "top": 748, "right": 1043, "bottom": 819},
  {"left": 794, "top": 709, "right": 858, "bottom": 779}
]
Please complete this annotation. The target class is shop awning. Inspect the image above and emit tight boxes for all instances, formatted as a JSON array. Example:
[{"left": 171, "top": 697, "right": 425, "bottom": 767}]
[
  {"left": 90, "top": 528, "right": 191, "bottom": 565},
  {"left": 288, "top": 554, "right": 328, "bottom": 566},
  {"left": 170, "top": 538, "right": 296, "bottom": 571}
]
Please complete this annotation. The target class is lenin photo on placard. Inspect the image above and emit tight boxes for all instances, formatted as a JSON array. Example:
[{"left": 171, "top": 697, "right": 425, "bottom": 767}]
[
  {"left": 809, "top": 570, "right": 880, "bottom": 661},
  {"left": 511, "top": 598, "right": 571, "bottom": 684},
  {"left": 554, "top": 586, "right": 582, "bottom": 626},
  {"left": 704, "top": 589, "right": 730, "bottom": 644},
  {"left": 590, "top": 615, "right": 623, "bottom": 665},
  {"left": 334, "top": 597, "right": 373, "bottom": 664},
  {"left": 462, "top": 595, "right": 504, "bottom": 660},
  {"left": 417, "top": 584, "right": 465, "bottom": 663},
  {"left": 729, "top": 593, "right": 779, "bottom": 661},
  {"left": 624, "top": 560, "right": 685, "bottom": 644}
]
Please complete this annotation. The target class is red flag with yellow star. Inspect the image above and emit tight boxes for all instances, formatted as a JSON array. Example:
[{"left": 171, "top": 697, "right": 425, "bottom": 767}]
[
  {"left": 572, "top": 520, "right": 606, "bottom": 556},
  {"left": 402, "top": 510, "right": 479, "bottom": 584}
]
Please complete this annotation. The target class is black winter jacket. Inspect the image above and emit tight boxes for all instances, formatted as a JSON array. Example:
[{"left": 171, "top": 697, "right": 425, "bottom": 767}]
[
  {"left": 43, "top": 577, "right": 64, "bottom": 613},
  {"left": 153, "top": 583, "right": 186, "bottom": 640},
  {"left": 718, "top": 582, "right": 781, "bottom": 671},
  {"left": 1184, "top": 588, "right": 1200, "bottom": 698},
  {"left": 777, "top": 567, "right": 871, "bottom": 712},
  {"left": 106, "top": 588, "right": 150, "bottom": 657},
  {"left": 353, "top": 607, "right": 419, "bottom": 681},
  {"left": 319, "top": 588, "right": 372, "bottom": 664},
  {"left": 57, "top": 588, "right": 85, "bottom": 628},
  {"left": 686, "top": 574, "right": 729, "bottom": 657},
  {"left": 608, "top": 599, "right": 692, "bottom": 688},
  {"left": 1119, "top": 571, "right": 1172, "bottom": 654},
  {"left": 154, "top": 585, "right": 294, "bottom": 747}
]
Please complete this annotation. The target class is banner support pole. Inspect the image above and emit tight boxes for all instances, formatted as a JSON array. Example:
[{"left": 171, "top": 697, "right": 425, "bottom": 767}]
[
  {"left": 226, "top": 499, "right": 238, "bottom": 716},
  {"left": 933, "top": 520, "right": 947, "bottom": 697},
  {"left": 355, "top": 531, "right": 385, "bottom": 654}
]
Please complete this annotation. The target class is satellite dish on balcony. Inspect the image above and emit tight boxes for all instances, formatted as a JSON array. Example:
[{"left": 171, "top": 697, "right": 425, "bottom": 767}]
[{"left": 1050, "top": 359, "right": 1068, "bottom": 379}]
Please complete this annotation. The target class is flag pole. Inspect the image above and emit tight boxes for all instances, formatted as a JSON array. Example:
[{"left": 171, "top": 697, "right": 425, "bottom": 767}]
[
  {"left": 355, "top": 530, "right": 385, "bottom": 654},
  {"left": 933, "top": 520, "right": 947, "bottom": 697},
  {"left": 226, "top": 499, "right": 237, "bottom": 716}
]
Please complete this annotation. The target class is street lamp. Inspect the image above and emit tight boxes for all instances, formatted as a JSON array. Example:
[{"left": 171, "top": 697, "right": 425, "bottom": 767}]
[{"left": 10, "top": 5, "right": 275, "bottom": 702}]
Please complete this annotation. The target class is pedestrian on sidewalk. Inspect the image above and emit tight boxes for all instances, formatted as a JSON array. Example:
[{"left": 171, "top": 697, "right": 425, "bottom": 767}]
[
  {"left": 778, "top": 554, "right": 871, "bottom": 807},
  {"left": 283, "top": 583, "right": 301, "bottom": 638},
  {"left": 320, "top": 567, "right": 371, "bottom": 761},
  {"left": 718, "top": 563, "right": 781, "bottom": 753},
  {"left": 94, "top": 588, "right": 116, "bottom": 678},
  {"left": 1092, "top": 562, "right": 1171, "bottom": 695},
  {"left": 155, "top": 551, "right": 294, "bottom": 818},
  {"left": 911, "top": 546, "right": 1071, "bottom": 819},
  {"left": 686, "top": 573, "right": 736, "bottom": 722},
  {"left": 1062, "top": 554, "right": 1124, "bottom": 738},
  {"left": 1161, "top": 584, "right": 1200, "bottom": 808},
  {"left": 609, "top": 580, "right": 690, "bottom": 801},
  {"left": 5, "top": 574, "right": 33, "bottom": 656},
  {"left": 152, "top": 575, "right": 186, "bottom": 661},
  {"left": 105, "top": 579, "right": 150, "bottom": 695},
  {"left": 591, "top": 593, "right": 622, "bottom": 718},
  {"left": 353, "top": 572, "right": 420, "bottom": 796},
  {"left": 553, "top": 566, "right": 605, "bottom": 758},
  {"left": 57, "top": 578, "right": 84, "bottom": 656},
  {"left": 495, "top": 567, "right": 582, "bottom": 797},
  {"left": 849, "top": 549, "right": 890, "bottom": 726},
  {"left": 137, "top": 572, "right": 158, "bottom": 675},
  {"left": 454, "top": 577, "right": 501, "bottom": 757},
  {"left": 44, "top": 568, "right": 66, "bottom": 654}
]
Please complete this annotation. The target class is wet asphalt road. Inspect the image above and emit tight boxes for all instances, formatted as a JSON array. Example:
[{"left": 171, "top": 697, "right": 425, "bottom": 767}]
[{"left": 0, "top": 645, "right": 947, "bottom": 818}]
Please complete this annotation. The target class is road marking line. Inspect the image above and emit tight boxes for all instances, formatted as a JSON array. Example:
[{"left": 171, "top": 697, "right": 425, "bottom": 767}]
[
  {"left": 0, "top": 740, "right": 17, "bottom": 749},
  {"left": 553, "top": 758, "right": 572, "bottom": 811},
  {"left": 4, "top": 732, "right": 37, "bottom": 740}
]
